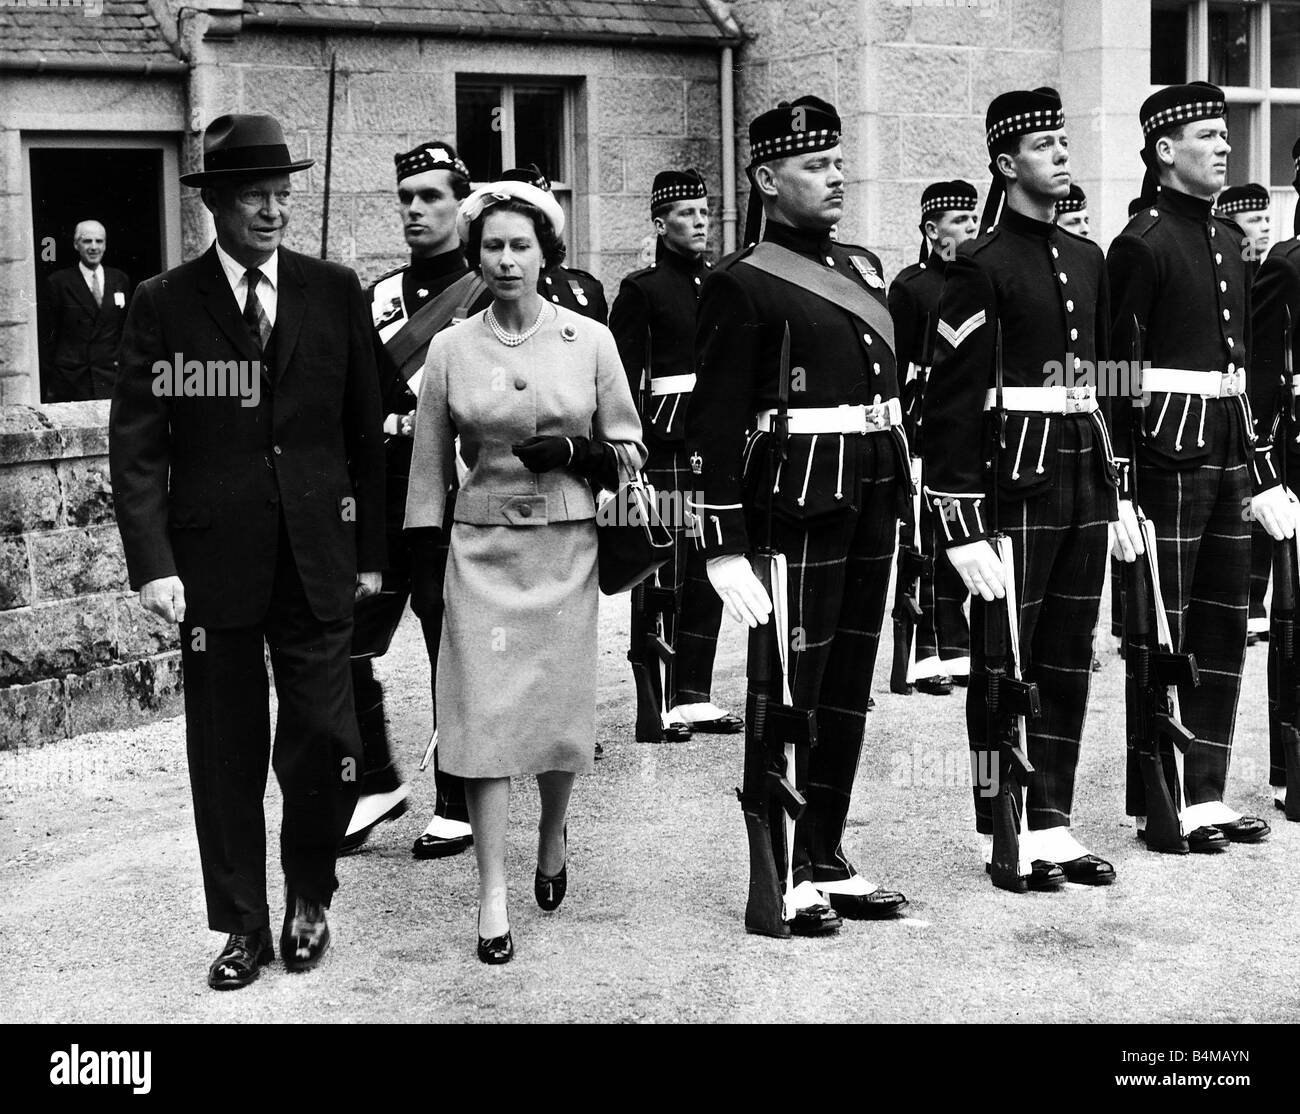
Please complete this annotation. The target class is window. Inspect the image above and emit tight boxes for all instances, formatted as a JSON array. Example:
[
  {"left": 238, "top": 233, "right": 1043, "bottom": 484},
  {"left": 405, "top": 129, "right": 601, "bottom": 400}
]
[
  {"left": 1154, "top": 1, "right": 1300, "bottom": 229},
  {"left": 455, "top": 78, "right": 576, "bottom": 247}
]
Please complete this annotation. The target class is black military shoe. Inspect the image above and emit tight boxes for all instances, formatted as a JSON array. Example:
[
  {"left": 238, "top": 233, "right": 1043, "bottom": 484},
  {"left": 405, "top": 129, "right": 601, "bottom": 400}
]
[
  {"left": 1057, "top": 854, "right": 1115, "bottom": 885},
  {"left": 915, "top": 676, "right": 953, "bottom": 696},
  {"left": 1185, "top": 825, "right": 1229, "bottom": 854},
  {"left": 1211, "top": 816, "right": 1270, "bottom": 843},
  {"left": 825, "top": 889, "right": 909, "bottom": 919},
  {"left": 986, "top": 859, "right": 1065, "bottom": 892},
  {"left": 788, "top": 902, "right": 842, "bottom": 936}
]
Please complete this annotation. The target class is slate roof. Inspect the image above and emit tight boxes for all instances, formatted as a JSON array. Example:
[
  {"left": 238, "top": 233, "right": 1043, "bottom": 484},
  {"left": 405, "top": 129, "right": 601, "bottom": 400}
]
[
  {"left": 242, "top": 0, "right": 744, "bottom": 44},
  {"left": 0, "top": 0, "right": 183, "bottom": 70}
]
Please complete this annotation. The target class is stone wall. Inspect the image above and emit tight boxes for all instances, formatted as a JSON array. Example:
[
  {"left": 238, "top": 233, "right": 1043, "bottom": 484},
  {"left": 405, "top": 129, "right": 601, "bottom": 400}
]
[
  {"left": 0, "top": 401, "right": 181, "bottom": 750},
  {"left": 189, "top": 27, "right": 725, "bottom": 303}
]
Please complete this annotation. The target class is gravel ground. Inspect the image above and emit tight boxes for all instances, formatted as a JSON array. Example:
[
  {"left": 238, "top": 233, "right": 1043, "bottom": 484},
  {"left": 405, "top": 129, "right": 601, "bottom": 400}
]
[{"left": 2, "top": 568, "right": 1298, "bottom": 1024}]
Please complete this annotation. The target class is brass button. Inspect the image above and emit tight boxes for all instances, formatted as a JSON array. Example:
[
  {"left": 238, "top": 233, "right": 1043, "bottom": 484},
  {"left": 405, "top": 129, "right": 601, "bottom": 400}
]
[
  {"left": 273, "top": 445, "right": 282, "bottom": 455},
  {"left": 518, "top": 504, "right": 532, "bottom": 518}
]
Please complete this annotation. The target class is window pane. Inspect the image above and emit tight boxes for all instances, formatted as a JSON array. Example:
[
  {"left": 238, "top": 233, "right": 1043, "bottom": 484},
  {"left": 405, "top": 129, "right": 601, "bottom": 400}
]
[
  {"left": 1152, "top": 0, "right": 1190, "bottom": 84},
  {"left": 1272, "top": 105, "right": 1300, "bottom": 186},
  {"left": 512, "top": 86, "right": 566, "bottom": 184},
  {"left": 1208, "top": 1, "right": 1253, "bottom": 87},
  {"left": 1273, "top": 2, "right": 1300, "bottom": 87},
  {"left": 1225, "top": 102, "right": 1255, "bottom": 185},
  {"left": 455, "top": 83, "right": 503, "bottom": 182}
]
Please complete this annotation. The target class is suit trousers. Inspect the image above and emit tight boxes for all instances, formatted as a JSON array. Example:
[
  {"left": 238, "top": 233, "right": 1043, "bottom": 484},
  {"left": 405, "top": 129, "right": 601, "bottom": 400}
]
[
  {"left": 759, "top": 436, "right": 898, "bottom": 886},
  {"left": 966, "top": 419, "right": 1109, "bottom": 834},
  {"left": 180, "top": 517, "right": 361, "bottom": 934},
  {"left": 1124, "top": 403, "right": 1251, "bottom": 815},
  {"left": 643, "top": 444, "right": 725, "bottom": 706}
]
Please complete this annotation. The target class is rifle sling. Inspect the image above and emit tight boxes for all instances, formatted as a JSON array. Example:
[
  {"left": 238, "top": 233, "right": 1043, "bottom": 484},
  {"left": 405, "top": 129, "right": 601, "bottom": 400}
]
[
  {"left": 386, "top": 272, "right": 487, "bottom": 382},
  {"left": 741, "top": 242, "right": 896, "bottom": 361}
]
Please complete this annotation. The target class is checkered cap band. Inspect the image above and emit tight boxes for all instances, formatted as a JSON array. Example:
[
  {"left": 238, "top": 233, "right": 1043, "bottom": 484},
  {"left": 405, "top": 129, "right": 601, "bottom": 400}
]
[
  {"left": 986, "top": 107, "right": 1064, "bottom": 145},
  {"left": 1142, "top": 99, "right": 1225, "bottom": 138},
  {"left": 1217, "top": 196, "right": 1268, "bottom": 215},
  {"left": 921, "top": 194, "right": 978, "bottom": 217},
  {"left": 1056, "top": 195, "right": 1087, "bottom": 214},
  {"left": 750, "top": 127, "right": 839, "bottom": 164},
  {"left": 651, "top": 182, "right": 708, "bottom": 208},
  {"left": 395, "top": 143, "right": 469, "bottom": 183}
]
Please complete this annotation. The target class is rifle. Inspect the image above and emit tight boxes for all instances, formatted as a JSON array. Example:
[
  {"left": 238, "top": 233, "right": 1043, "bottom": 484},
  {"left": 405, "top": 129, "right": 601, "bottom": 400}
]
[
  {"left": 1124, "top": 314, "right": 1198, "bottom": 851},
  {"left": 738, "top": 321, "right": 817, "bottom": 936},
  {"left": 984, "top": 322, "right": 1041, "bottom": 893},
  {"left": 628, "top": 325, "right": 680, "bottom": 742},
  {"left": 890, "top": 312, "right": 934, "bottom": 695},
  {"left": 1270, "top": 306, "right": 1300, "bottom": 821}
]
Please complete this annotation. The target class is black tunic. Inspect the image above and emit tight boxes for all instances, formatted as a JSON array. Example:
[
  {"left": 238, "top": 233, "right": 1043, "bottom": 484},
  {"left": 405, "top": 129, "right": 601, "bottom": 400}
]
[{"left": 539, "top": 264, "right": 608, "bottom": 324}]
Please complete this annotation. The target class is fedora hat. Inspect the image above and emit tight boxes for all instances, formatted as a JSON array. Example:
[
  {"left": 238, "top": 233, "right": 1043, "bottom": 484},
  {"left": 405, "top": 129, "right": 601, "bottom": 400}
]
[{"left": 180, "top": 113, "right": 314, "bottom": 186}]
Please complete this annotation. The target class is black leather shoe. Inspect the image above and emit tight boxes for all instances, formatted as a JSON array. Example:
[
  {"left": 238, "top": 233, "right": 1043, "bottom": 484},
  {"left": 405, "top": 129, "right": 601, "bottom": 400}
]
[
  {"left": 477, "top": 910, "right": 514, "bottom": 965},
  {"left": 280, "top": 892, "right": 330, "bottom": 972},
  {"left": 1247, "top": 632, "right": 1259, "bottom": 647},
  {"left": 825, "top": 889, "right": 909, "bottom": 919},
  {"left": 1211, "top": 816, "right": 1270, "bottom": 843},
  {"left": 915, "top": 676, "right": 953, "bottom": 696},
  {"left": 412, "top": 831, "right": 474, "bottom": 860},
  {"left": 985, "top": 859, "right": 1065, "bottom": 892},
  {"left": 207, "top": 928, "right": 274, "bottom": 990},
  {"left": 660, "top": 721, "right": 693, "bottom": 743},
  {"left": 788, "top": 902, "right": 842, "bottom": 936},
  {"left": 535, "top": 827, "right": 568, "bottom": 911},
  {"left": 1275, "top": 797, "right": 1288, "bottom": 812},
  {"left": 683, "top": 713, "right": 744, "bottom": 734},
  {"left": 1057, "top": 854, "right": 1116, "bottom": 885},
  {"left": 1186, "top": 825, "right": 1230, "bottom": 854}
]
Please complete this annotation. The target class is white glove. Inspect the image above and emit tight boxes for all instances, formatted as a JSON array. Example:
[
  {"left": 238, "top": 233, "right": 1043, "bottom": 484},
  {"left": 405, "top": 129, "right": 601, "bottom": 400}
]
[
  {"left": 706, "top": 554, "right": 773, "bottom": 628},
  {"left": 946, "top": 540, "right": 1006, "bottom": 602},
  {"left": 1251, "top": 485, "right": 1299, "bottom": 542},
  {"left": 1109, "top": 499, "right": 1145, "bottom": 562}
]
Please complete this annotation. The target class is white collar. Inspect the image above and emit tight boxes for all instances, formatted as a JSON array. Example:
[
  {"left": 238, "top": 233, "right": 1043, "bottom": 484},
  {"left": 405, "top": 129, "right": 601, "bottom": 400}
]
[
  {"left": 214, "top": 240, "right": 279, "bottom": 290},
  {"left": 78, "top": 261, "right": 102, "bottom": 278}
]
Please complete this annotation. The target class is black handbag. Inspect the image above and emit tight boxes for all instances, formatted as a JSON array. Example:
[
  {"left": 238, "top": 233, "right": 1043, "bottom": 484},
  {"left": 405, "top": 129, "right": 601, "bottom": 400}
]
[{"left": 595, "top": 445, "right": 674, "bottom": 595}]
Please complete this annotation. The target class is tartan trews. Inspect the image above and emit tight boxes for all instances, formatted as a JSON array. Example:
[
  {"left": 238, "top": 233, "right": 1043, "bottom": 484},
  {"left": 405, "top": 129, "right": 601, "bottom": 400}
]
[
  {"left": 1124, "top": 401, "right": 1251, "bottom": 815},
  {"left": 762, "top": 437, "right": 898, "bottom": 886},
  {"left": 643, "top": 446, "right": 725, "bottom": 706},
  {"left": 965, "top": 418, "right": 1110, "bottom": 834},
  {"left": 915, "top": 494, "right": 972, "bottom": 677}
]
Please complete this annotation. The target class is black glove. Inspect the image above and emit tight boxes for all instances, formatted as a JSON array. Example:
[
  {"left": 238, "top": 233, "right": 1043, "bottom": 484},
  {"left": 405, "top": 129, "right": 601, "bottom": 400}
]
[
  {"left": 511, "top": 435, "right": 579, "bottom": 473},
  {"left": 405, "top": 526, "right": 445, "bottom": 619}
]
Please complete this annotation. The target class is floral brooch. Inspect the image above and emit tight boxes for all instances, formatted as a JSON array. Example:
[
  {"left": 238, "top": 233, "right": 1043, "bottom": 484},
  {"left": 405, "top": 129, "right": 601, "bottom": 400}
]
[{"left": 561, "top": 323, "right": 578, "bottom": 342}]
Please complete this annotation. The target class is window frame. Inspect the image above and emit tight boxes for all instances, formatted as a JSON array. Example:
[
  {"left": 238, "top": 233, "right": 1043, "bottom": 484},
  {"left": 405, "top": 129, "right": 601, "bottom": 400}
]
[{"left": 454, "top": 76, "right": 578, "bottom": 255}]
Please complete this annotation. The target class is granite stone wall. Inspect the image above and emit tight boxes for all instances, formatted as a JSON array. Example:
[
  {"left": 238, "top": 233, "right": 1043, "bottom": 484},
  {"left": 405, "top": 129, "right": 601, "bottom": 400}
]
[{"left": 0, "top": 401, "right": 181, "bottom": 750}]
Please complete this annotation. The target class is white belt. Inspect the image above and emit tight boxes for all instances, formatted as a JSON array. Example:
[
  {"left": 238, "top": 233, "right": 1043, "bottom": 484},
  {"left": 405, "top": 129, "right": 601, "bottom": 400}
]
[
  {"left": 1142, "top": 367, "right": 1245, "bottom": 398},
  {"left": 1291, "top": 373, "right": 1300, "bottom": 398},
  {"left": 983, "top": 386, "right": 1098, "bottom": 415},
  {"left": 649, "top": 373, "right": 696, "bottom": 396},
  {"left": 755, "top": 399, "right": 902, "bottom": 435}
]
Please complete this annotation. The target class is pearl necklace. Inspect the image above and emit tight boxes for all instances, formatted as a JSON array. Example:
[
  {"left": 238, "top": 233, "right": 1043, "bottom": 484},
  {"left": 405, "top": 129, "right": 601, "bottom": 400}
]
[{"left": 486, "top": 302, "right": 548, "bottom": 347}]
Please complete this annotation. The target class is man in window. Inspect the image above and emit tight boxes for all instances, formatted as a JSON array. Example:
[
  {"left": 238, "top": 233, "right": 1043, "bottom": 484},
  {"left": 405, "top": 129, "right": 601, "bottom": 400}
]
[
  {"left": 1108, "top": 82, "right": 1292, "bottom": 854},
  {"left": 609, "top": 168, "right": 742, "bottom": 743},
  {"left": 352, "top": 141, "right": 489, "bottom": 862},
  {"left": 39, "top": 220, "right": 131, "bottom": 402}
]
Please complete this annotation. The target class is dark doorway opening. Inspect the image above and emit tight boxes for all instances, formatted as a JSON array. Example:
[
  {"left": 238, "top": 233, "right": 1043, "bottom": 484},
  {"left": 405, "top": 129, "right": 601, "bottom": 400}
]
[{"left": 30, "top": 147, "right": 165, "bottom": 294}]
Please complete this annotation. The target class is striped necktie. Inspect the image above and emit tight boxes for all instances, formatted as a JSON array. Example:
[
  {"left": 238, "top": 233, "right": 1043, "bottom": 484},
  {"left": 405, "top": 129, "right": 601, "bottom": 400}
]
[
  {"left": 90, "top": 269, "right": 102, "bottom": 308},
  {"left": 243, "top": 268, "right": 272, "bottom": 352}
]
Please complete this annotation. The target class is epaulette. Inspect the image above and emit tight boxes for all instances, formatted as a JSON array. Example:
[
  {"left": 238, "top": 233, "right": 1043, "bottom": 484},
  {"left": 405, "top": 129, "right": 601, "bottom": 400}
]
[
  {"left": 834, "top": 239, "right": 873, "bottom": 256},
  {"left": 712, "top": 242, "right": 757, "bottom": 272},
  {"left": 366, "top": 262, "right": 407, "bottom": 294},
  {"left": 892, "top": 261, "right": 926, "bottom": 287},
  {"left": 966, "top": 226, "right": 1003, "bottom": 256},
  {"left": 1213, "top": 212, "right": 1246, "bottom": 240},
  {"left": 622, "top": 263, "right": 657, "bottom": 284},
  {"left": 561, "top": 265, "right": 601, "bottom": 285},
  {"left": 1055, "top": 225, "right": 1105, "bottom": 257},
  {"left": 1121, "top": 206, "right": 1162, "bottom": 239}
]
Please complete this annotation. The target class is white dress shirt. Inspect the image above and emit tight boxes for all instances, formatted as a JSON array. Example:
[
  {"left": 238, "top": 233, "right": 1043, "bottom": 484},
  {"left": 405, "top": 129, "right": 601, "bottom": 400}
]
[{"left": 213, "top": 240, "right": 278, "bottom": 326}]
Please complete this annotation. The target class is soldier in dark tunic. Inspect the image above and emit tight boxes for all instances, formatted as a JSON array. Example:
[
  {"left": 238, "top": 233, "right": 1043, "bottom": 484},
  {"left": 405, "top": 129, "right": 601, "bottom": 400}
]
[
  {"left": 1054, "top": 183, "right": 1090, "bottom": 238},
  {"left": 348, "top": 141, "right": 489, "bottom": 860},
  {"left": 1108, "top": 83, "right": 1291, "bottom": 852},
  {"left": 1216, "top": 184, "right": 1277, "bottom": 646},
  {"left": 924, "top": 88, "right": 1123, "bottom": 891},
  {"left": 609, "top": 169, "right": 741, "bottom": 739},
  {"left": 888, "top": 180, "right": 978, "bottom": 696},
  {"left": 1245, "top": 145, "right": 1300, "bottom": 817},
  {"left": 687, "top": 96, "right": 910, "bottom": 933},
  {"left": 500, "top": 165, "right": 608, "bottom": 324}
]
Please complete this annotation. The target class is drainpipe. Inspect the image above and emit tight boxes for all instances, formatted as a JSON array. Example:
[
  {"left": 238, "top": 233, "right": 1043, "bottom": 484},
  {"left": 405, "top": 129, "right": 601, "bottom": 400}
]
[{"left": 720, "top": 45, "right": 736, "bottom": 256}]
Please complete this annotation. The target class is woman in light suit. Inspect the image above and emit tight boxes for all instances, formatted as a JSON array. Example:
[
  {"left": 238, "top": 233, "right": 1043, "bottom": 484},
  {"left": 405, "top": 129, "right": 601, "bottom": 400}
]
[{"left": 405, "top": 181, "right": 645, "bottom": 964}]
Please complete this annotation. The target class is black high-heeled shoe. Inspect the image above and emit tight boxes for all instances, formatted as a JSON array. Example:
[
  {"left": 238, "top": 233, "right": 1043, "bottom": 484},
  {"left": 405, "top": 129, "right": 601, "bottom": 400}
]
[
  {"left": 535, "top": 826, "right": 568, "bottom": 911},
  {"left": 476, "top": 908, "right": 513, "bottom": 965}
]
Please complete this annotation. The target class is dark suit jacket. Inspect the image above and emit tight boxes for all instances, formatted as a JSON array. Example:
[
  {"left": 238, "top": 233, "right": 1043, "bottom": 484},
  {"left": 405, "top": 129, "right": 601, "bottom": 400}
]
[
  {"left": 109, "top": 244, "right": 386, "bottom": 629},
  {"left": 40, "top": 264, "right": 131, "bottom": 401}
]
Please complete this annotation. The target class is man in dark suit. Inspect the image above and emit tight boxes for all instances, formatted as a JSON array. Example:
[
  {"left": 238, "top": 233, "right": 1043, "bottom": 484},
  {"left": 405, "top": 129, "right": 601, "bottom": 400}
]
[
  {"left": 40, "top": 220, "right": 131, "bottom": 402},
  {"left": 109, "top": 114, "right": 386, "bottom": 990}
]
